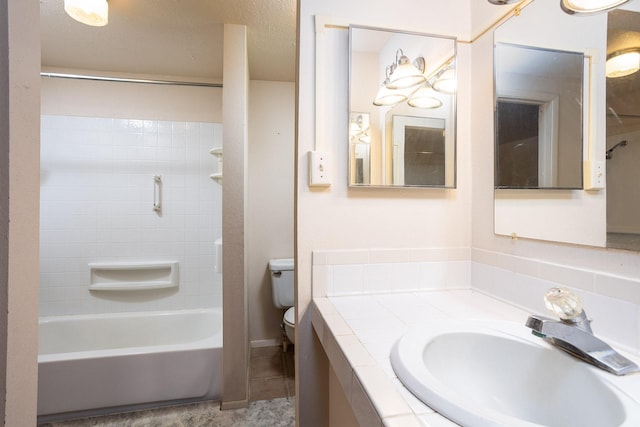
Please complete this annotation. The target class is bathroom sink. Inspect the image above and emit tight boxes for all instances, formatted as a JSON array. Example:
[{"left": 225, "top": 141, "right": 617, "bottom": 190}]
[{"left": 391, "top": 320, "right": 640, "bottom": 427}]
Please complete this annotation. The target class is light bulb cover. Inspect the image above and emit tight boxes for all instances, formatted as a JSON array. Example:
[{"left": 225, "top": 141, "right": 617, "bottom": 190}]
[
  {"left": 387, "top": 51, "right": 426, "bottom": 89},
  {"left": 373, "top": 83, "right": 408, "bottom": 106},
  {"left": 606, "top": 49, "right": 640, "bottom": 78},
  {"left": 64, "top": 0, "right": 109, "bottom": 26},
  {"left": 560, "top": 0, "right": 631, "bottom": 14},
  {"left": 432, "top": 68, "right": 457, "bottom": 94},
  {"left": 408, "top": 86, "right": 443, "bottom": 109}
]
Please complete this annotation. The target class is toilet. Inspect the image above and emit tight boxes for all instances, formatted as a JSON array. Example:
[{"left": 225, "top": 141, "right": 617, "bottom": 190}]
[{"left": 269, "top": 258, "right": 295, "bottom": 350}]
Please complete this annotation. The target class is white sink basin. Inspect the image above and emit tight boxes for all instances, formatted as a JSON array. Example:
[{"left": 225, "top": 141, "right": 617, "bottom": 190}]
[{"left": 391, "top": 320, "right": 640, "bottom": 427}]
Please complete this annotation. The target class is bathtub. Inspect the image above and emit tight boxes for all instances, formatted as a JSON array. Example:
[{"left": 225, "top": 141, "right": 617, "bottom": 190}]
[{"left": 37, "top": 308, "right": 222, "bottom": 421}]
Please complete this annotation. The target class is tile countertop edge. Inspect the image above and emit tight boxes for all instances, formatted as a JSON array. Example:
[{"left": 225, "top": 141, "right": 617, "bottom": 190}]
[{"left": 311, "top": 298, "right": 425, "bottom": 427}]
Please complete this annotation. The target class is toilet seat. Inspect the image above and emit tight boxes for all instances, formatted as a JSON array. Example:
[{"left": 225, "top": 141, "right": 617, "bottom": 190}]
[{"left": 284, "top": 306, "right": 295, "bottom": 327}]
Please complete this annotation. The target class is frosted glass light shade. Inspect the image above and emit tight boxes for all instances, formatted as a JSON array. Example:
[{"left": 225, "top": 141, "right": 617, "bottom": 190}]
[
  {"left": 432, "top": 68, "right": 457, "bottom": 94},
  {"left": 408, "top": 87, "right": 442, "bottom": 109},
  {"left": 64, "top": 0, "right": 109, "bottom": 26},
  {"left": 373, "top": 84, "right": 407, "bottom": 106},
  {"left": 387, "top": 54, "right": 426, "bottom": 90},
  {"left": 606, "top": 50, "right": 640, "bottom": 78},
  {"left": 561, "top": 0, "right": 631, "bottom": 14}
]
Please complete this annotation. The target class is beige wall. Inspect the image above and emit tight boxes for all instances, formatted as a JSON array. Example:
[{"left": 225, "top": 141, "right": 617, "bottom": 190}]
[
  {"left": 248, "top": 80, "right": 295, "bottom": 345},
  {"left": 296, "top": 1, "right": 480, "bottom": 425},
  {"left": 1, "top": 0, "right": 41, "bottom": 424}
]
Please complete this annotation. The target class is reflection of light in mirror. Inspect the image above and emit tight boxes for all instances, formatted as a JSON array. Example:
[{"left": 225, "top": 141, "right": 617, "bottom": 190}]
[
  {"left": 373, "top": 85, "right": 408, "bottom": 106},
  {"left": 374, "top": 65, "right": 410, "bottom": 106},
  {"left": 432, "top": 67, "right": 457, "bottom": 94},
  {"left": 350, "top": 113, "right": 371, "bottom": 144},
  {"left": 387, "top": 50, "right": 426, "bottom": 89},
  {"left": 408, "top": 85, "right": 443, "bottom": 109},
  {"left": 64, "top": 0, "right": 109, "bottom": 26},
  {"left": 606, "top": 49, "right": 640, "bottom": 78},
  {"left": 560, "top": 0, "right": 632, "bottom": 14}
]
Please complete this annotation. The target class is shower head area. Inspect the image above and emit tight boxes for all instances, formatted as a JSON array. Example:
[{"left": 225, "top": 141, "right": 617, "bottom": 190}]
[{"left": 606, "top": 140, "right": 628, "bottom": 159}]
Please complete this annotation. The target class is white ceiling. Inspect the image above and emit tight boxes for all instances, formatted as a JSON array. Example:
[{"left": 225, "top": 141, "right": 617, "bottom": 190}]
[{"left": 40, "top": 0, "right": 297, "bottom": 82}]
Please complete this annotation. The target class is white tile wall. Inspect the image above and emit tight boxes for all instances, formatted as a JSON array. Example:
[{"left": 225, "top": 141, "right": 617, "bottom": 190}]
[
  {"left": 40, "top": 115, "right": 223, "bottom": 316},
  {"left": 314, "top": 248, "right": 472, "bottom": 297}
]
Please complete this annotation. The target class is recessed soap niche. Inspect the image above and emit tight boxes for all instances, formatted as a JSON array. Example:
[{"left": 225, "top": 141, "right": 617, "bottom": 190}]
[{"left": 89, "top": 261, "right": 179, "bottom": 291}]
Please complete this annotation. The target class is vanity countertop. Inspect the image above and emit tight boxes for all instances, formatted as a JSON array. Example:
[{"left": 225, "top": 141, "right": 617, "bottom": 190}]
[{"left": 311, "top": 289, "right": 546, "bottom": 426}]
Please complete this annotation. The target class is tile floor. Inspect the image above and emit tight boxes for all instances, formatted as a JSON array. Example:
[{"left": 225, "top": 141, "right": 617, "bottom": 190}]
[{"left": 39, "top": 346, "right": 295, "bottom": 427}]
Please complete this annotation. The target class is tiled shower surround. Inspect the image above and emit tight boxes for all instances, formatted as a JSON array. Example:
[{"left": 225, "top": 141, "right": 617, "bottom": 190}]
[{"left": 40, "top": 115, "right": 222, "bottom": 316}]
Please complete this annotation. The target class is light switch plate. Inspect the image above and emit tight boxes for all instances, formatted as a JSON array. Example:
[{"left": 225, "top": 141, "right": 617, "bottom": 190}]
[
  {"left": 309, "top": 151, "right": 331, "bottom": 187},
  {"left": 584, "top": 160, "right": 605, "bottom": 190}
]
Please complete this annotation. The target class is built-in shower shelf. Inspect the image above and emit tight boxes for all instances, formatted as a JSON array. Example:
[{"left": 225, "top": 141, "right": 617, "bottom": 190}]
[
  {"left": 89, "top": 261, "right": 179, "bottom": 291},
  {"left": 209, "top": 148, "right": 223, "bottom": 183}
]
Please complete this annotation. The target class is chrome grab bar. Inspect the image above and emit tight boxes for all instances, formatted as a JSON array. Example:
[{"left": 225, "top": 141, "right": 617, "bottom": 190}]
[{"left": 153, "top": 175, "right": 162, "bottom": 213}]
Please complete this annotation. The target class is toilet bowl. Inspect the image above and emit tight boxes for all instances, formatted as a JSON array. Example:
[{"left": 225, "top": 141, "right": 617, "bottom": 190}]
[
  {"left": 283, "top": 306, "right": 295, "bottom": 345},
  {"left": 269, "top": 258, "right": 295, "bottom": 348}
]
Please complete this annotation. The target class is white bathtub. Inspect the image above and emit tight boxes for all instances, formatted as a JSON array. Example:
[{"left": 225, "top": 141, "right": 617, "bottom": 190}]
[{"left": 37, "top": 308, "right": 222, "bottom": 421}]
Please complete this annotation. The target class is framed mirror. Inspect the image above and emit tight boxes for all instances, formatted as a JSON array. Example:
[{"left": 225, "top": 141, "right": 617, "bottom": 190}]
[
  {"left": 494, "top": 43, "right": 584, "bottom": 189},
  {"left": 349, "top": 26, "right": 456, "bottom": 188}
]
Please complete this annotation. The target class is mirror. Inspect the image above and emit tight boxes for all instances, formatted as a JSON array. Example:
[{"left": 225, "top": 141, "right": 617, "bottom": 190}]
[
  {"left": 349, "top": 26, "right": 456, "bottom": 188},
  {"left": 494, "top": 43, "right": 584, "bottom": 189},
  {"left": 606, "top": 7, "right": 640, "bottom": 251},
  {"left": 492, "top": 0, "right": 609, "bottom": 248}
]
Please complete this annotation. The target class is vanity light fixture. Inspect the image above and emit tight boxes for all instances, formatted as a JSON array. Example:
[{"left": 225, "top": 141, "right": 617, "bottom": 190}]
[
  {"left": 374, "top": 66, "right": 409, "bottom": 106},
  {"left": 407, "top": 85, "right": 443, "bottom": 109},
  {"left": 349, "top": 113, "right": 371, "bottom": 144},
  {"left": 560, "top": 0, "right": 632, "bottom": 14},
  {"left": 606, "top": 48, "right": 640, "bottom": 78},
  {"left": 373, "top": 51, "right": 454, "bottom": 108},
  {"left": 431, "top": 64, "right": 457, "bottom": 94},
  {"left": 387, "top": 49, "right": 427, "bottom": 89},
  {"left": 64, "top": 0, "right": 109, "bottom": 26}
]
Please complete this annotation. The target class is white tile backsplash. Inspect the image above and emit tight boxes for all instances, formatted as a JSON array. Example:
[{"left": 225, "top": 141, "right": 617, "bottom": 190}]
[
  {"left": 40, "top": 115, "right": 222, "bottom": 316},
  {"left": 313, "top": 247, "right": 640, "bottom": 353}
]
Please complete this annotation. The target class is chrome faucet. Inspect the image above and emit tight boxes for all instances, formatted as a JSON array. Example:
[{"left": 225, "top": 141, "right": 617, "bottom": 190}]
[{"left": 525, "top": 287, "right": 640, "bottom": 376}]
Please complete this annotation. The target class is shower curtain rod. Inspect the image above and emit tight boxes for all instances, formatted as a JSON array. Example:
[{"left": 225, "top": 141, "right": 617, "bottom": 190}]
[{"left": 40, "top": 72, "right": 223, "bottom": 88}]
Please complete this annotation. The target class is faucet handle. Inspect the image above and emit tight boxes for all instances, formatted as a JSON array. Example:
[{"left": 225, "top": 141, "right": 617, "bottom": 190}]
[{"left": 544, "top": 287, "right": 584, "bottom": 321}]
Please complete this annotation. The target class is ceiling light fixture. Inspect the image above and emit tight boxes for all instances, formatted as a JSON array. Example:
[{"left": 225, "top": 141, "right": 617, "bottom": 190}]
[
  {"left": 606, "top": 48, "right": 640, "bottom": 78},
  {"left": 488, "top": 0, "right": 632, "bottom": 13},
  {"left": 64, "top": 0, "right": 109, "bottom": 27},
  {"left": 560, "top": 0, "right": 632, "bottom": 14}
]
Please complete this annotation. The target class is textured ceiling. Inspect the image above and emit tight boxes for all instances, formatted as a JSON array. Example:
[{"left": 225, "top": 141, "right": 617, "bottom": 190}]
[{"left": 40, "top": 0, "right": 297, "bottom": 82}]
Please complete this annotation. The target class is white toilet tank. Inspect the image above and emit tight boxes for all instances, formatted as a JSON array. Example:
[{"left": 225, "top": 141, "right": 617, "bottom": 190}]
[{"left": 269, "top": 258, "right": 294, "bottom": 309}]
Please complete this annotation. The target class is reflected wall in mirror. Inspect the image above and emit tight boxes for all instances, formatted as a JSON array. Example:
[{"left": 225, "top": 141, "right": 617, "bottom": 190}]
[
  {"left": 494, "top": 43, "right": 584, "bottom": 189},
  {"left": 349, "top": 26, "right": 456, "bottom": 188},
  {"left": 493, "top": 0, "right": 608, "bottom": 249},
  {"left": 606, "top": 7, "right": 640, "bottom": 251}
]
